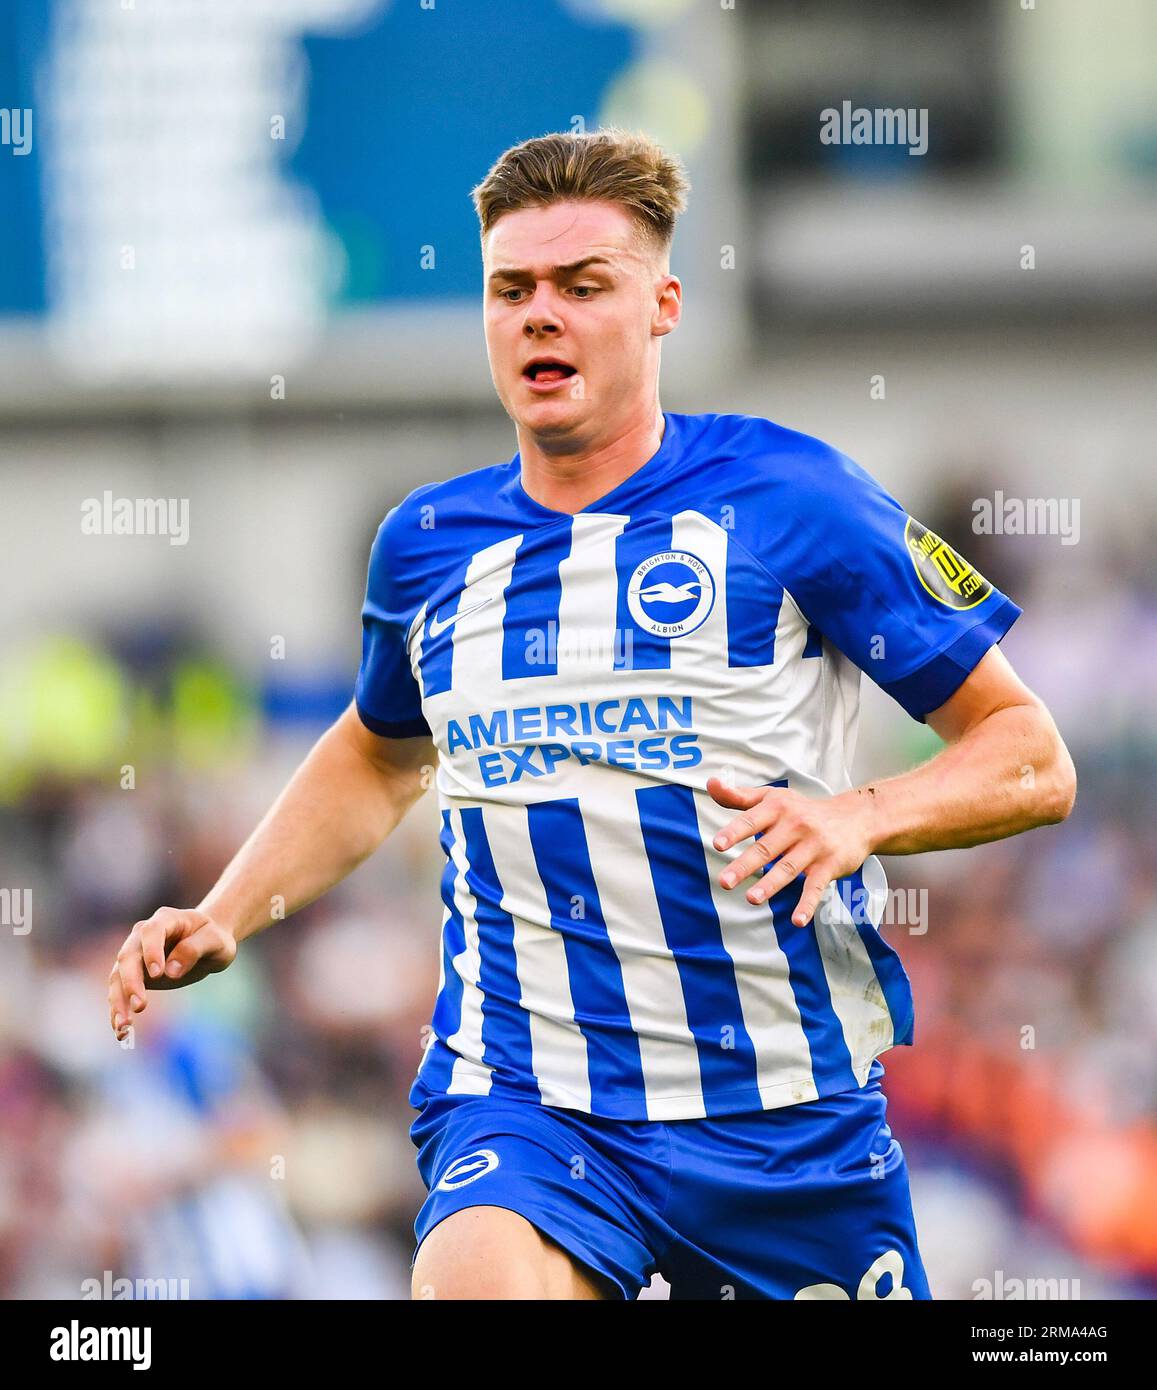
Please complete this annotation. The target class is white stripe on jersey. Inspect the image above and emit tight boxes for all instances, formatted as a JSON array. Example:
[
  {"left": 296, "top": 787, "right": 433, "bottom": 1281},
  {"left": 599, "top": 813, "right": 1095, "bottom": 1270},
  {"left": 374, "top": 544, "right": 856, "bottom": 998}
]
[
  {"left": 667, "top": 509, "right": 727, "bottom": 678},
  {"left": 696, "top": 788, "right": 821, "bottom": 1106},
  {"left": 581, "top": 808, "right": 706, "bottom": 1121},
  {"left": 444, "top": 811, "right": 493, "bottom": 1096},
  {"left": 555, "top": 512, "right": 629, "bottom": 678},
  {"left": 435, "top": 534, "right": 521, "bottom": 804},
  {"left": 491, "top": 807, "right": 593, "bottom": 1110},
  {"left": 459, "top": 531, "right": 523, "bottom": 638},
  {"left": 416, "top": 904, "right": 451, "bottom": 1081},
  {"left": 816, "top": 855, "right": 895, "bottom": 1084}
]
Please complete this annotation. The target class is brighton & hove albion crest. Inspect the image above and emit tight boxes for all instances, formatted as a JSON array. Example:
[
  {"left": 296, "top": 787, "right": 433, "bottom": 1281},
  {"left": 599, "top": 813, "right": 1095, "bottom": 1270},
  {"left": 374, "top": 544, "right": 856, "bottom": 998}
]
[{"left": 627, "top": 551, "right": 715, "bottom": 638}]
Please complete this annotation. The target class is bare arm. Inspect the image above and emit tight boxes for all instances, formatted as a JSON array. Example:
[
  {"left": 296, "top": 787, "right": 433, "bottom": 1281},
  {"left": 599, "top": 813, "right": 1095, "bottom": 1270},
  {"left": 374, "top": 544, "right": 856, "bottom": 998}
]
[
  {"left": 708, "top": 647, "right": 1077, "bottom": 926},
  {"left": 199, "top": 703, "right": 434, "bottom": 943},
  {"left": 859, "top": 645, "right": 1076, "bottom": 854},
  {"left": 108, "top": 703, "right": 435, "bottom": 1037}
]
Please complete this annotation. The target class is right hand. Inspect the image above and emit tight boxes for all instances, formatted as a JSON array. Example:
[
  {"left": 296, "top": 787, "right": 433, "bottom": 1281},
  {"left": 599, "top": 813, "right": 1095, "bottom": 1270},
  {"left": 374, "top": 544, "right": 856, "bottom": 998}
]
[{"left": 108, "top": 907, "right": 238, "bottom": 1041}]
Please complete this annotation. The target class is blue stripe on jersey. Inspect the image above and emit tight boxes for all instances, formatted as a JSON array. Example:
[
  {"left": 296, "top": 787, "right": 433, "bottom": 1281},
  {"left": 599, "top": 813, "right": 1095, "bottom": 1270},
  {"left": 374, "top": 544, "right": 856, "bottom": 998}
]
[
  {"left": 458, "top": 807, "right": 540, "bottom": 1100},
  {"left": 418, "top": 554, "right": 473, "bottom": 698},
  {"left": 726, "top": 535, "right": 783, "bottom": 667},
  {"left": 501, "top": 523, "right": 571, "bottom": 682},
  {"left": 802, "top": 623, "right": 823, "bottom": 658},
  {"left": 756, "top": 782, "right": 859, "bottom": 1093},
  {"left": 526, "top": 798, "right": 647, "bottom": 1112},
  {"left": 841, "top": 865, "right": 915, "bottom": 1045},
  {"left": 424, "top": 811, "right": 468, "bottom": 1095},
  {"left": 766, "top": 885, "right": 859, "bottom": 1093},
  {"left": 614, "top": 516, "right": 674, "bottom": 671},
  {"left": 636, "top": 783, "right": 764, "bottom": 1115}
]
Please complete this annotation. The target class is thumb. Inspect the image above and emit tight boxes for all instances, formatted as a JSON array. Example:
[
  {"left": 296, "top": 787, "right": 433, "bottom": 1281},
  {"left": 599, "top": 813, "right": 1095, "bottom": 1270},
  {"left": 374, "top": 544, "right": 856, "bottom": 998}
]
[
  {"left": 706, "top": 775, "right": 763, "bottom": 809},
  {"left": 161, "top": 920, "right": 235, "bottom": 982}
]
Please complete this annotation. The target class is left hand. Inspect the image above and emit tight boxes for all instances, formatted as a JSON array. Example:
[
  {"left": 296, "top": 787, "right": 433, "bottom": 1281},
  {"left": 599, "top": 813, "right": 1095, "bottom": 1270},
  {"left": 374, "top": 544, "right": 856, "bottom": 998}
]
[{"left": 706, "top": 777, "right": 877, "bottom": 927}]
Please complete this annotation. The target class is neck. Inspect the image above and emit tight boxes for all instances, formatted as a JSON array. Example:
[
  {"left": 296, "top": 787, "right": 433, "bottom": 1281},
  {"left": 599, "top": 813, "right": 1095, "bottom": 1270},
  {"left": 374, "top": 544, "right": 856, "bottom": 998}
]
[{"left": 516, "top": 403, "right": 666, "bottom": 515}]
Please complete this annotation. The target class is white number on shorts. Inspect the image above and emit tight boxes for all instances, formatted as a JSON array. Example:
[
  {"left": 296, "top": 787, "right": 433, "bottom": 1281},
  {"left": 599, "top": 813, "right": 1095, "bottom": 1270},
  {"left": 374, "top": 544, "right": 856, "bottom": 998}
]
[{"left": 794, "top": 1249, "right": 913, "bottom": 1300}]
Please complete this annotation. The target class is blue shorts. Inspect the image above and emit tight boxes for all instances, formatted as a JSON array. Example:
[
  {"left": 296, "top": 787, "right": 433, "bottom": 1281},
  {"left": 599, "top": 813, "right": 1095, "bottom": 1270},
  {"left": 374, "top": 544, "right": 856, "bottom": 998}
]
[{"left": 409, "top": 1062, "right": 930, "bottom": 1300}]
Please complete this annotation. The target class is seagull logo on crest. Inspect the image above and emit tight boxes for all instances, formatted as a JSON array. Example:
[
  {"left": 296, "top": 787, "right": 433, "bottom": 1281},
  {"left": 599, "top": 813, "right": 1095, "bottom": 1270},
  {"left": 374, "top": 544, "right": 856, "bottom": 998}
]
[{"left": 635, "top": 580, "right": 702, "bottom": 605}]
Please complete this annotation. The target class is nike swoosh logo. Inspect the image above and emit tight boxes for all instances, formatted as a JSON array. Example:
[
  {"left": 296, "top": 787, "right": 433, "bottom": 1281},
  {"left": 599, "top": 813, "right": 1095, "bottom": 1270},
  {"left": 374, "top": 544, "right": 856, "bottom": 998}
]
[{"left": 429, "top": 597, "right": 491, "bottom": 639}]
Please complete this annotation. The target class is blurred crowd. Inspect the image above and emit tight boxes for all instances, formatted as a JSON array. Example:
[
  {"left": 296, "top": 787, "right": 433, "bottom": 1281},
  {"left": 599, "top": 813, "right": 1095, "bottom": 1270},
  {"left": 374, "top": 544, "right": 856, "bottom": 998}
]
[{"left": 1, "top": 473, "right": 1154, "bottom": 1301}]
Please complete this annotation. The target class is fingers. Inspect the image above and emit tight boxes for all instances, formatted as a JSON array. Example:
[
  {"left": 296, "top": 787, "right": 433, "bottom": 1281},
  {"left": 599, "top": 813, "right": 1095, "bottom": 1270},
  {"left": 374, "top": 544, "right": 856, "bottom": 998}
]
[
  {"left": 719, "top": 819, "right": 796, "bottom": 892},
  {"left": 723, "top": 835, "right": 834, "bottom": 925},
  {"left": 108, "top": 965, "right": 130, "bottom": 1041},
  {"left": 744, "top": 840, "right": 815, "bottom": 906},
  {"left": 136, "top": 907, "right": 205, "bottom": 987},
  {"left": 139, "top": 916, "right": 169, "bottom": 983},
  {"left": 107, "top": 908, "right": 235, "bottom": 1042},
  {"left": 709, "top": 781, "right": 837, "bottom": 926},
  {"left": 114, "top": 909, "right": 191, "bottom": 1034},
  {"left": 710, "top": 780, "right": 785, "bottom": 854},
  {"left": 792, "top": 870, "right": 832, "bottom": 928},
  {"left": 116, "top": 936, "right": 148, "bottom": 1023},
  {"left": 110, "top": 922, "right": 151, "bottom": 1039}
]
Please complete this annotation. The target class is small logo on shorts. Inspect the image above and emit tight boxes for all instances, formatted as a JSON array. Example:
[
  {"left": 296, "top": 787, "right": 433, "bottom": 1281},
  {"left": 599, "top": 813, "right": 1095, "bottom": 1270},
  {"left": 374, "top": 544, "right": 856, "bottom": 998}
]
[{"left": 437, "top": 1148, "right": 500, "bottom": 1190}]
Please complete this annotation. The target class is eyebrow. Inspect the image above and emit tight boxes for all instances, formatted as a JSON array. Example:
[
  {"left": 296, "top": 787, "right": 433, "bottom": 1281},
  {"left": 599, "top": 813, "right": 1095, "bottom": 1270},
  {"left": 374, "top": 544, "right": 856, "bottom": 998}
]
[{"left": 486, "top": 255, "right": 616, "bottom": 285}]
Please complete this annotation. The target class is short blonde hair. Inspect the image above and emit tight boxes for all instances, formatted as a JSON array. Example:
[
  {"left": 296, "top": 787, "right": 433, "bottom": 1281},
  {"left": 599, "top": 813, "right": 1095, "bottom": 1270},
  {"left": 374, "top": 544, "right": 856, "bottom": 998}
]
[{"left": 471, "top": 129, "right": 690, "bottom": 252}]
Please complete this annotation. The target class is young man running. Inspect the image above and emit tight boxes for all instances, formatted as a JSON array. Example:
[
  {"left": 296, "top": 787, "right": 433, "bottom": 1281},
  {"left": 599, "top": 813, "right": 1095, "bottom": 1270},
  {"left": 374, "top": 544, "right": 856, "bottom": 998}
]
[{"left": 108, "top": 130, "right": 1076, "bottom": 1301}]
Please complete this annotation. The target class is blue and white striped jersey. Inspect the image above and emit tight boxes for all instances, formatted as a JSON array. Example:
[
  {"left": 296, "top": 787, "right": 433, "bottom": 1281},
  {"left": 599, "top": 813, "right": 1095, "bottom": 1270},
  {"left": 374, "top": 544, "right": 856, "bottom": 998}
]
[{"left": 355, "top": 412, "right": 1021, "bottom": 1121}]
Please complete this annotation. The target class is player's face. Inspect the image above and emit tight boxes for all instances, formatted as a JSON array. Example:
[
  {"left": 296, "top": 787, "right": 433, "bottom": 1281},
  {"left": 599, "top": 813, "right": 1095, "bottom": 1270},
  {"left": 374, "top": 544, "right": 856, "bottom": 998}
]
[{"left": 482, "top": 200, "right": 679, "bottom": 449}]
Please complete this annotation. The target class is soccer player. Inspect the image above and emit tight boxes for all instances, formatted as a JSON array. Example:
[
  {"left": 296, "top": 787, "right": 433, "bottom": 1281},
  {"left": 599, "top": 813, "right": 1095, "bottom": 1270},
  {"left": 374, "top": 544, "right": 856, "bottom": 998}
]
[{"left": 108, "top": 130, "right": 1077, "bottom": 1301}]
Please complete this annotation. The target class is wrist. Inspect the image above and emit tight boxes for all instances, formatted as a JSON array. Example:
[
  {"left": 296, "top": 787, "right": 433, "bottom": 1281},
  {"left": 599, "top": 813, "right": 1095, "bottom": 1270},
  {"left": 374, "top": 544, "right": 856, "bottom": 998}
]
[
  {"left": 844, "top": 781, "right": 888, "bottom": 859},
  {"left": 196, "top": 896, "right": 246, "bottom": 944}
]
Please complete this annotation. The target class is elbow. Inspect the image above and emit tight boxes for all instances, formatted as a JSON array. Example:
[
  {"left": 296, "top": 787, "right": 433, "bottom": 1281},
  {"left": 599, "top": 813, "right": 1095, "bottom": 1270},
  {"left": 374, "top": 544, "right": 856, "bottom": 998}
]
[
  {"left": 1018, "top": 699, "right": 1077, "bottom": 827},
  {"left": 1039, "top": 739, "right": 1077, "bottom": 825}
]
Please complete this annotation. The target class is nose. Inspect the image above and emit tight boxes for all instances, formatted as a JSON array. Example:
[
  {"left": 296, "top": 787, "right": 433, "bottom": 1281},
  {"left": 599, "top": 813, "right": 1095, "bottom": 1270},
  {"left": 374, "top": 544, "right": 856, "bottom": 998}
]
[{"left": 522, "top": 285, "right": 563, "bottom": 337}]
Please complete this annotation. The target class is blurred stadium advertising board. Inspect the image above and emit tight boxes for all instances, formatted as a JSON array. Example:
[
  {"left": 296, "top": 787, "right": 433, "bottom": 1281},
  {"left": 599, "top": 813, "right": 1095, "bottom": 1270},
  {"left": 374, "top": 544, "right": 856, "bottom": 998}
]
[{"left": 0, "top": 0, "right": 742, "bottom": 409}]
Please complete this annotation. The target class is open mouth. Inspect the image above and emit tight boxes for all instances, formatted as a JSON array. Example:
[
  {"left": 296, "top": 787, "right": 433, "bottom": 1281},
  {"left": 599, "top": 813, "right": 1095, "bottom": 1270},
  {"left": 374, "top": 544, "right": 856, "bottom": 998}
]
[{"left": 523, "top": 360, "right": 578, "bottom": 385}]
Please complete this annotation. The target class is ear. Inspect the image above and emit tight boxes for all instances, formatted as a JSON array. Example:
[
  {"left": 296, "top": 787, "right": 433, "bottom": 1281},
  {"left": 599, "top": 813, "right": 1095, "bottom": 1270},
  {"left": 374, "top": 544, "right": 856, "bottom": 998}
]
[{"left": 652, "top": 274, "right": 682, "bottom": 338}]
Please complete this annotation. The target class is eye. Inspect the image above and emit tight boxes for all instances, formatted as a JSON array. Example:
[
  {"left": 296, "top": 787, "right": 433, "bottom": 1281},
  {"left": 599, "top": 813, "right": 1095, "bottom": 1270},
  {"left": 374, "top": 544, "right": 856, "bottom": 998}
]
[
  {"left": 569, "top": 284, "right": 599, "bottom": 298},
  {"left": 497, "top": 286, "right": 527, "bottom": 303}
]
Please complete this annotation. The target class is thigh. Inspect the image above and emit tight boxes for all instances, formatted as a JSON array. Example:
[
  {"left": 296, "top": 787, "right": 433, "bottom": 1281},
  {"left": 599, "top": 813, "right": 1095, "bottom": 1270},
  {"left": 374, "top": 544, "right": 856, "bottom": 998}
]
[
  {"left": 412, "top": 1205, "right": 610, "bottom": 1300},
  {"left": 660, "top": 1082, "right": 932, "bottom": 1301},
  {"left": 409, "top": 1095, "right": 668, "bottom": 1301}
]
